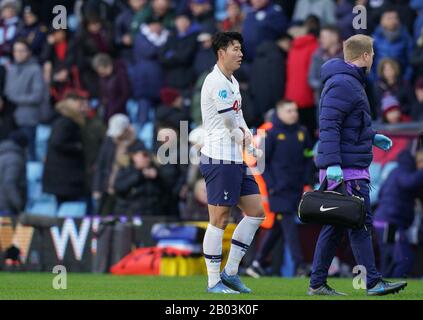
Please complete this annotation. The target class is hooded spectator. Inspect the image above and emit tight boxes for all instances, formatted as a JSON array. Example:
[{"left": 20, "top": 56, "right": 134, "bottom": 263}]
[
  {"left": 371, "top": 7, "right": 414, "bottom": 81},
  {"left": 114, "top": 140, "right": 164, "bottom": 216},
  {"left": 0, "top": 130, "right": 27, "bottom": 216},
  {"left": 242, "top": 0, "right": 288, "bottom": 62},
  {"left": 411, "top": 76, "right": 423, "bottom": 122},
  {"left": 374, "top": 149, "right": 423, "bottom": 278},
  {"left": 4, "top": 39, "right": 46, "bottom": 160},
  {"left": 156, "top": 87, "right": 188, "bottom": 129},
  {"left": 93, "top": 53, "right": 131, "bottom": 123},
  {"left": 17, "top": 2, "right": 47, "bottom": 59},
  {"left": 92, "top": 114, "right": 137, "bottom": 215},
  {"left": 0, "top": 0, "right": 22, "bottom": 62},
  {"left": 373, "top": 58, "right": 412, "bottom": 119},
  {"left": 159, "top": 12, "right": 200, "bottom": 91}
]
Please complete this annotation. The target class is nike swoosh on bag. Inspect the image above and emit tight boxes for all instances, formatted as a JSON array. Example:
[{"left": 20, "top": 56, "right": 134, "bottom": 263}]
[{"left": 319, "top": 205, "right": 339, "bottom": 212}]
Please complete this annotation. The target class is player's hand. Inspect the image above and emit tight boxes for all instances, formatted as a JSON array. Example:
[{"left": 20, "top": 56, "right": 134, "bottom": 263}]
[
  {"left": 373, "top": 134, "right": 393, "bottom": 151},
  {"left": 326, "top": 165, "right": 343, "bottom": 183}
]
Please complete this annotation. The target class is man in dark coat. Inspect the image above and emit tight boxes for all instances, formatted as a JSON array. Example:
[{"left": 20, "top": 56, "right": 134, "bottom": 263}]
[
  {"left": 42, "top": 95, "right": 87, "bottom": 204},
  {"left": 374, "top": 150, "right": 423, "bottom": 278},
  {"left": 159, "top": 12, "right": 200, "bottom": 91},
  {"left": 249, "top": 33, "right": 291, "bottom": 123},
  {"left": 114, "top": 141, "right": 163, "bottom": 216},
  {"left": 241, "top": 0, "right": 288, "bottom": 62},
  {"left": 310, "top": 35, "right": 407, "bottom": 296},
  {"left": 92, "top": 53, "right": 131, "bottom": 123}
]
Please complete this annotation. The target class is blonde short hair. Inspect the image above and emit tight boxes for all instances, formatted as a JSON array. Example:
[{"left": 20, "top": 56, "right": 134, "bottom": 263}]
[{"left": 343, "top": 34, "right": 374, "bottom": 61}]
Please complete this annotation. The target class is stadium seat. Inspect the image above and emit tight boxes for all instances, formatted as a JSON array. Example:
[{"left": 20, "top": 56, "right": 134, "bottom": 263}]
[
  {"left": 35, "top": 125, "right": 51, "bottom": 162},
  {"left": 138, "top": 121, "right": 154, "bottom": 150},
  {"left": 126, "top": 99, "right": 139, "bottom": 124},
  {"left": 26, "top": 196, "right": 58, "bottom": 218},
  {"left": 26, "top": 161, "right": 44, "bottom": 203},
  {"left": 57, "top": 201, "right": 87, "bottom": 218}
]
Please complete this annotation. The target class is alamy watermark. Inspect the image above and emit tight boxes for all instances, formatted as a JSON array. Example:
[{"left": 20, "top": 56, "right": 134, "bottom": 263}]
[
  {"left": 352, "top": 265, "right": 367, "bottom": 290},
  {"left": 52, "top": 265, "right": 67, "bottom": 290}
]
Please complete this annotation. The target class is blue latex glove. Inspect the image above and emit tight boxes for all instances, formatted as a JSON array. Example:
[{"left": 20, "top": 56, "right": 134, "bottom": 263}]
[
  {"left": 373, "top": 134, "right": 393, "bottom": 151},
  {"left": 327, "top": 165, "right": 343, "bottom": 183}
]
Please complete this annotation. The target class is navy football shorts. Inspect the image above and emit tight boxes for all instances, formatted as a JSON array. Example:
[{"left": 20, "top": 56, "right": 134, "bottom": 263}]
[{"left": 199, "top": 153, "right": 260, "bottom": 206}]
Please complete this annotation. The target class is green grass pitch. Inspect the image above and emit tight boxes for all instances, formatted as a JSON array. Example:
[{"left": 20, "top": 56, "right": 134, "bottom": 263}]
[{"left": 0, "top": 273, "right": 422, "bottom": 300}]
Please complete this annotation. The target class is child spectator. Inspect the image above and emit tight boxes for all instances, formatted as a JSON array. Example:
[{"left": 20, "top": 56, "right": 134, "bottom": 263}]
[
  {"left": 373, "top": 58, "right": 412, "bottom": 119},
  {"left": 374, "top": 149, "right": 423, "bottom": 278},
  {"left": 373, "top": 95, "right": 412, "bottom": 166}
]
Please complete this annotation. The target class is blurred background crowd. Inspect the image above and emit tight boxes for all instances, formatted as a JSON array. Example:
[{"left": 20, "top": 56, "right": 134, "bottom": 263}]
[{"left": 0, "top": 0, "right": 422, "bottom": 278}]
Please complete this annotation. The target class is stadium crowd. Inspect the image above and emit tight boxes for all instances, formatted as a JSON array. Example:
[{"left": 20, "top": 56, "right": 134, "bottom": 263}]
[{"left": 0, "top": 0, "right": 422, "bottom": 278}]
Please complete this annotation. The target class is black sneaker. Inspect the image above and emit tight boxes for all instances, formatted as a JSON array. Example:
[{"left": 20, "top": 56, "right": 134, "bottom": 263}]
[
  {"left": 367, "top": 279, "right": 407, "bottom": 296},
  {"left": 308, "top": 284, "right": 347, "bottom": 296}
]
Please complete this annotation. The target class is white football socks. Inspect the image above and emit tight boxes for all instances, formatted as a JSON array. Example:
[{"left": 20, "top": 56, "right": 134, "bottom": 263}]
[
  {"left": 203, "top": 224, "right": 224, "bottom": 288},
  {"left": 224, "top": 216, "right": 264, "bottom": 276}
]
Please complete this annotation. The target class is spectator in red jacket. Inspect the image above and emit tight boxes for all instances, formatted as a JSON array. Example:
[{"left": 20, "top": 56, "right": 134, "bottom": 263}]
[{"left": 285, "top": 18, "right": 319, "bottom": 137}]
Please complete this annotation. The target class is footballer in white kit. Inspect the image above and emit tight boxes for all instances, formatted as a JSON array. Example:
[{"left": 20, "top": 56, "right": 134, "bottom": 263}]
[{"left": 199, "top": 32, "right": 264, "bottom": 294}]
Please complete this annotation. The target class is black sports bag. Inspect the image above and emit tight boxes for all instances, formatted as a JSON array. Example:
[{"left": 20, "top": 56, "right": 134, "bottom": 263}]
[{"left": 297, "top": 178, "right": 366, "bottom": 229}]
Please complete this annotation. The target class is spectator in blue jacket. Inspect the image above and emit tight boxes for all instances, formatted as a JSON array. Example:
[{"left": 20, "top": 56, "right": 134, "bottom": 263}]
[
  {"left": 374, "top": 149, "right": 423, "bottom": 278},
  {"left": 410, "top": 0, "right": 423, "bottom": 42},
  {"left": 310, "top": 35, "right": 407, "bottom": 296},
  {"left": 241, "top": 0, "right": 288, "bottom": 62},
  {"left": 130, "top": 16, "right": 169, "bottom": 126},
  {"left": 371, "top": 8, "right": 414, "bottom": 81},
  {"left": 247, "top": 100, "right": 313, "bottom": 277}
]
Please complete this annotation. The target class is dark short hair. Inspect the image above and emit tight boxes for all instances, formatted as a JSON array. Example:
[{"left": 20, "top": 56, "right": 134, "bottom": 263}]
[
  {"left": 212, "top": 32, "right": 243, "bottom": 57},
  {"left": 276, "top": 99, "right": 296, "bottom": 109},
  {"left": 320, "top": 25, "right": 340, "bottom": 37},
  {"left": 13, "top": 38, "right": 31, "bottom": 52}
]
